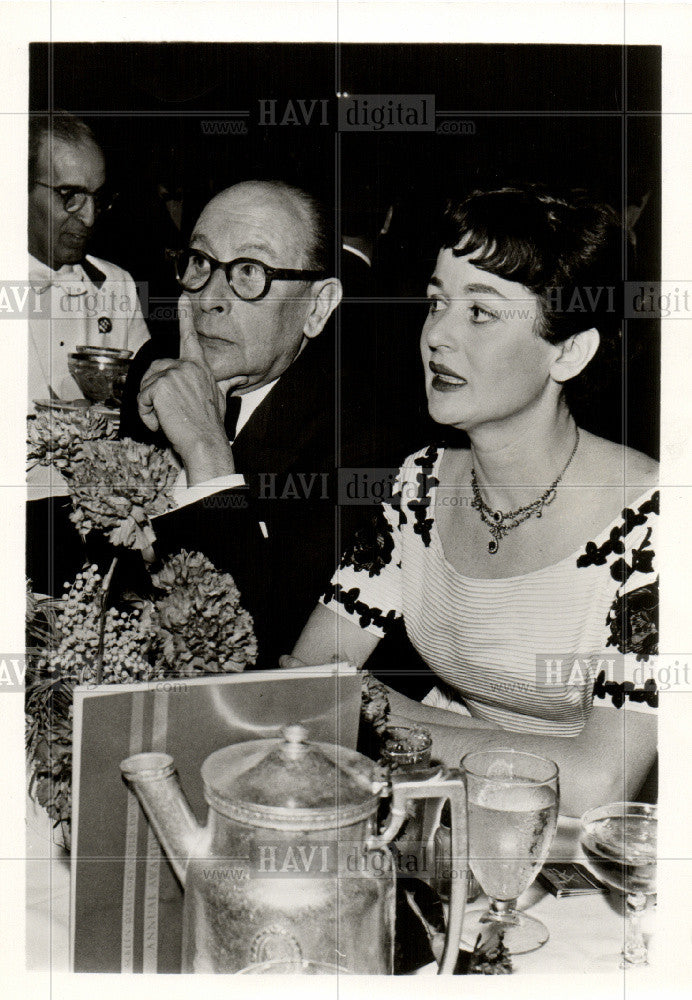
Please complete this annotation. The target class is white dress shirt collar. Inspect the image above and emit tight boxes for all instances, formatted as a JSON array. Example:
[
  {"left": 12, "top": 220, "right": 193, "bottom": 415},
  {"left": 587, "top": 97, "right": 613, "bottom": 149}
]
[
  {"left": 218, "top": 377, "right": 279, "bottom": 441},
  {"left": 29, "top": 253, "right": 88, "bottom": 294}
]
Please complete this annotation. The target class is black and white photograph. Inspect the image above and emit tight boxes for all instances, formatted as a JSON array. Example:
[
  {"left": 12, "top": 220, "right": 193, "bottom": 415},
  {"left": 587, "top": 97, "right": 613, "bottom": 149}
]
[{"left": 3, "top": 2, "right": 691, "bottom": 998}]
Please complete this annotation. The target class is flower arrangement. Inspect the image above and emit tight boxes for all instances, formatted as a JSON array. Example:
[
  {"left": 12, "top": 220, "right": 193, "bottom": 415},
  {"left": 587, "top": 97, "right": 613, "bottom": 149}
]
[
  {"left": 68, "top": 438, "right": 179, "bottom": 554},
  {"left": 26, "top": 556, "right": 257, "bottom": 845},
  {"left": 360, "top": 671, "right": 391, "bottom": 734},
  {"left": 26, "top": 414, "right": 257, "bottom": 845},
  {"left": 147, "top": 551, "right": 257, "bottom": 673},
  {"left": 28, "top": 407, "right": 117, "bottom": 472}
]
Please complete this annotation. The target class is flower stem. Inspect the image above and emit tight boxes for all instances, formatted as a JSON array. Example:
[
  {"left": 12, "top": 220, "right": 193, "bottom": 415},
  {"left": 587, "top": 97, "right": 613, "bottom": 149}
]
[{"left": 95, "top": 556, "right": 118, "bottom": 684}]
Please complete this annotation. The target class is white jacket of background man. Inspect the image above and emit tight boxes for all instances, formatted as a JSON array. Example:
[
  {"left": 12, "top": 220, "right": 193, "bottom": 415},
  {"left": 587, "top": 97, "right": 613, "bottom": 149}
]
[{"left": 28, "top": 252, "right": 150, "bottom": 404}]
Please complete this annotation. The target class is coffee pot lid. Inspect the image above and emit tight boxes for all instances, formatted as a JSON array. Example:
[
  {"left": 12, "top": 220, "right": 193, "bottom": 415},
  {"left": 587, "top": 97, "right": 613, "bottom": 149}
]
[{"left": 201, "top": 725, "right": 386, "bottom": 830}]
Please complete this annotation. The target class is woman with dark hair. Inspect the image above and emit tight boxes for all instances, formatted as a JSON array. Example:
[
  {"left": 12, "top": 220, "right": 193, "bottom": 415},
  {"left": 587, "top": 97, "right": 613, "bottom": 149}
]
[{"left": 284, "top": 186, "right": 658, "bottom": 818}]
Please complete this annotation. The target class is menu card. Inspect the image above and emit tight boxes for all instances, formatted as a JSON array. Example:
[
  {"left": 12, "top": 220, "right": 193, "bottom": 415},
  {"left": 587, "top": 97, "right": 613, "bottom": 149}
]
[{"left": 70, "top": 666, "right": 361, "bottom": 973}]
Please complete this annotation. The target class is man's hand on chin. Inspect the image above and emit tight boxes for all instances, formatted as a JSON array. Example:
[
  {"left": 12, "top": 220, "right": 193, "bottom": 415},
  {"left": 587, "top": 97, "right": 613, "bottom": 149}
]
[{"left": 137, "top": 293, "right": 244, "bottom": 485}]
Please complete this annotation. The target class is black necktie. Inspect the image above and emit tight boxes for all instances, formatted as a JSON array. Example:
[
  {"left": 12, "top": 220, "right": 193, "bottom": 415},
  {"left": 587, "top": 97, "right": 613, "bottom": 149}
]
[{"left": 224, "top": 391, "right": 242, "bottom": 441}]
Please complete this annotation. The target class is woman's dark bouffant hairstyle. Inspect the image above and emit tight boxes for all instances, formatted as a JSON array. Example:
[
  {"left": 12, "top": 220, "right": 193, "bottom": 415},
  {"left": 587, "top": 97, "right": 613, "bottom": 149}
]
[{"left": 439, "top": 185, "right": 625, "bottom": 345}]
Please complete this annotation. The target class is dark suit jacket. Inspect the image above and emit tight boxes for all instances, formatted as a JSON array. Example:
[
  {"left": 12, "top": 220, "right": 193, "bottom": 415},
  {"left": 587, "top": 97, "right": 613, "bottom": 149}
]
[{"left": 118, "top": 320, "right": 426, "bottom": 670}]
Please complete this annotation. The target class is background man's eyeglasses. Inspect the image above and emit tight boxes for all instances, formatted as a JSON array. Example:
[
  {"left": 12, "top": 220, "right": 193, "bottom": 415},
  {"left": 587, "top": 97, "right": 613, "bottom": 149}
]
[
  {"left": 167, "top": 248, "right": 326, "bottom": 301},
  {"left": 34, "top": 182, "right": 117, "bottom": 215}
]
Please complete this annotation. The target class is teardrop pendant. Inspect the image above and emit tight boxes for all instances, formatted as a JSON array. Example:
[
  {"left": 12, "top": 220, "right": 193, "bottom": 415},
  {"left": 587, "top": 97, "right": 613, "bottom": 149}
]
[{"left": 488, "top": 538, "right": 498, "bottom": 554}]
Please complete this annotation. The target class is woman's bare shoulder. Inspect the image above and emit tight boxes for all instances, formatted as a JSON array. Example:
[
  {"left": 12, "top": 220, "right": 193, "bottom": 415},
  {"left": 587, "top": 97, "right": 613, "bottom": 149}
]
[
  {"left": 624, "top": 446, "right": 659, "bottom": 492},
  {"left": 579, "top": 431, "right": 658, "bottom": 498},
  {"left": 437, "top": 445, "right": 472, "bottom": 481}
]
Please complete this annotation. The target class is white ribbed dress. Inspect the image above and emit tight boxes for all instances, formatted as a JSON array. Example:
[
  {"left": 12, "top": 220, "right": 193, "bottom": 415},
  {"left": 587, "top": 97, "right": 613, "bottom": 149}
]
[{"left": 323, "top": 445, "right": 658, "bottom": 735}]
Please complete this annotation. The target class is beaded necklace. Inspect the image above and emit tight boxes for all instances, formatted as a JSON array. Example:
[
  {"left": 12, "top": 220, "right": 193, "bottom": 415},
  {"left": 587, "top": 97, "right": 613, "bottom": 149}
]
[{"left": 470, "top": 429, "right": 580, "bottom": 554}]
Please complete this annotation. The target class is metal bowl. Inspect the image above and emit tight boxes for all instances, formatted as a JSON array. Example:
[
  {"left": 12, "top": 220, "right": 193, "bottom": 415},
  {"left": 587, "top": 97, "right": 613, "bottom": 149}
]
[{"left": 67, "top": 346, "right": 132, "bottom": 405}]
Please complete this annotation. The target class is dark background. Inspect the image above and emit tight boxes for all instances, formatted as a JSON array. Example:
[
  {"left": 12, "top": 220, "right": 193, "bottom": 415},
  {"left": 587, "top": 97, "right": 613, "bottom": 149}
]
[{"left": 30, "top": 42, "right": 661, "bottom": 458}]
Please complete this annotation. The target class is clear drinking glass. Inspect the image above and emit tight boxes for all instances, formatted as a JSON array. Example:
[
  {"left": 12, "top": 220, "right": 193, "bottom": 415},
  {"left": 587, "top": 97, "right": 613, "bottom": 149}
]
[
  {"left": 580, "top": 802, "right": 657, "bottom": 967},
  {"left": 380, "top": 726, "right": 433, "bottom": 865},
  {"left": 381, "top": 725, "right": 433, "bottom": 770},
  {"left": 433, "top": 800, "right": 482, "bottom": 904},
  {"left": 461, "top": 749, "right": 559, "bottom": 955}
]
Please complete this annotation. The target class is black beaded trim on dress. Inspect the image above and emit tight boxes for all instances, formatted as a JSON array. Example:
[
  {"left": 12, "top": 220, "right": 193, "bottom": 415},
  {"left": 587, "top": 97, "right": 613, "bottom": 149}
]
[
  {"left": 337, "top": 485, "right": 407, "bottom": 577},
  {"left": 576, "top": 489, "right": 659, "bottom": 678},
  {"left": 593, "top": 670, "right": 659, "bottom": 710},
  {"left": 576, "top": 491, "right": 659, "bottom": 576},
  {"left": 406, "top": 446, "right": 439, "bottom": 548},
  {"left": 605, "top": 579, "right": 658, "bottom": 661},
  {"left": 322, "top": 582, "right": 400, "bottom": 635},
  {"left": 337, "top": 505, "right": 396, "bottom": 577}
]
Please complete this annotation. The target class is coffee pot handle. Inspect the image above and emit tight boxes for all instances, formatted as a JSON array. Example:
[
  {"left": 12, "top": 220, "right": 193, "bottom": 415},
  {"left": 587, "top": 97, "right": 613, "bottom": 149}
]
[{"left": 368, "top": 766, "right": 467, "bottom": 975}]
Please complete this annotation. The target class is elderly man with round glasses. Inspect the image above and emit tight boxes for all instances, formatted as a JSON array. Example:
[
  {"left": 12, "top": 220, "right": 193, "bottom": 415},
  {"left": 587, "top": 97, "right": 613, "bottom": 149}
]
[
  {"left": 28, "top": 112, "right": 149, "bottom": 404},
  {"left": 117, "top": 180, "right": 351, "bottom": 666},
  {"left": 132, "top": 181, "right": 341, "bottom": 490}
]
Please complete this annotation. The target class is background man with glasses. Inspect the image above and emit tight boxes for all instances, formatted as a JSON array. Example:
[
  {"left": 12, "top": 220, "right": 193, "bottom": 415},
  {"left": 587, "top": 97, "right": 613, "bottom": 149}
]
[{"left": 28, "top": 112, "right": 149, "bottom": 403}]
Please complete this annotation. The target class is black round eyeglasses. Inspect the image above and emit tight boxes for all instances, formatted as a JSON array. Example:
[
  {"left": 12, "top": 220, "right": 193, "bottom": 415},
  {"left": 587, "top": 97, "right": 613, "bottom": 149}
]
[{"left": 167, "top": 247, "right": 327, "bottom": 301}]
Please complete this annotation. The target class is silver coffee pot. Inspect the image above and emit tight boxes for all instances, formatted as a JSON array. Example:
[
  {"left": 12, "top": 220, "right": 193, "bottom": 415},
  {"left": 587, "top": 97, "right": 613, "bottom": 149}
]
[{"left": 121, "top": 725, "right": 467, "bottom": 973}]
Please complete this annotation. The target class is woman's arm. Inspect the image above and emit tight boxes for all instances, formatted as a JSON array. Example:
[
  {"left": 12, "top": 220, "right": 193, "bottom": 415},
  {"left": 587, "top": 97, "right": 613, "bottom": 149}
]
[
  {"left": 284, "top": 606, "right": 502, "bottom": 732},
  {"left": 287, "top": 611, "right": 657, "bottom": 818},
  {"left": 289, "top": 603, "right": 381, "bottom": 669},
  {"left": 386, "top": 686, "right": 656, "bottom": 818}
]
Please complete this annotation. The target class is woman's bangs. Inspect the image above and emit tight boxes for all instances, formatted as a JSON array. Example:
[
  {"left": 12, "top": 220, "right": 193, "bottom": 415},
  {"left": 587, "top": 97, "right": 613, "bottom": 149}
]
[{"left": 448, "top": 227, "right": 542, "bottom": 288}]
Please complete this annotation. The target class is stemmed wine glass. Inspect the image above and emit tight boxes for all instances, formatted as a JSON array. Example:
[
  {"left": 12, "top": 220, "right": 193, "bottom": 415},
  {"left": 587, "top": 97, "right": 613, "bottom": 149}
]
[
  {"left": 580, "top": 802, "right": 657, "bottom": 967},
  {"left": 461, "top": 749, "right": 560, "bottom": 955}
]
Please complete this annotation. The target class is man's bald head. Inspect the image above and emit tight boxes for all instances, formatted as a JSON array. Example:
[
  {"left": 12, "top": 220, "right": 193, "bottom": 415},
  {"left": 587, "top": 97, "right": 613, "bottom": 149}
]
[
  {"left": 181, "top": 179, "right": 341, "bottom": 389},
  {"left": 199, "top": 180, "right": 332, "bottom": 273}
]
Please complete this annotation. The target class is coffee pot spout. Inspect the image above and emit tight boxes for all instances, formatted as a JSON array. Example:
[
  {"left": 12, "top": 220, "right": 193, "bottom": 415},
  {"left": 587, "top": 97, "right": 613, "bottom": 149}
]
[{"left": 120, "top": 752, "right": 204, "bottom": 884}]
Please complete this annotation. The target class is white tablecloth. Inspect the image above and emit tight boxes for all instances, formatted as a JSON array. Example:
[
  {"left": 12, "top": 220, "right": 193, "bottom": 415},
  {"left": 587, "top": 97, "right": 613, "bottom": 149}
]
[
  {"left": 26, "top": 793, "right": 71, "bottom": 971},
  {"left": 26, "top": 806, "right": 652, "bottom": 974}
]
